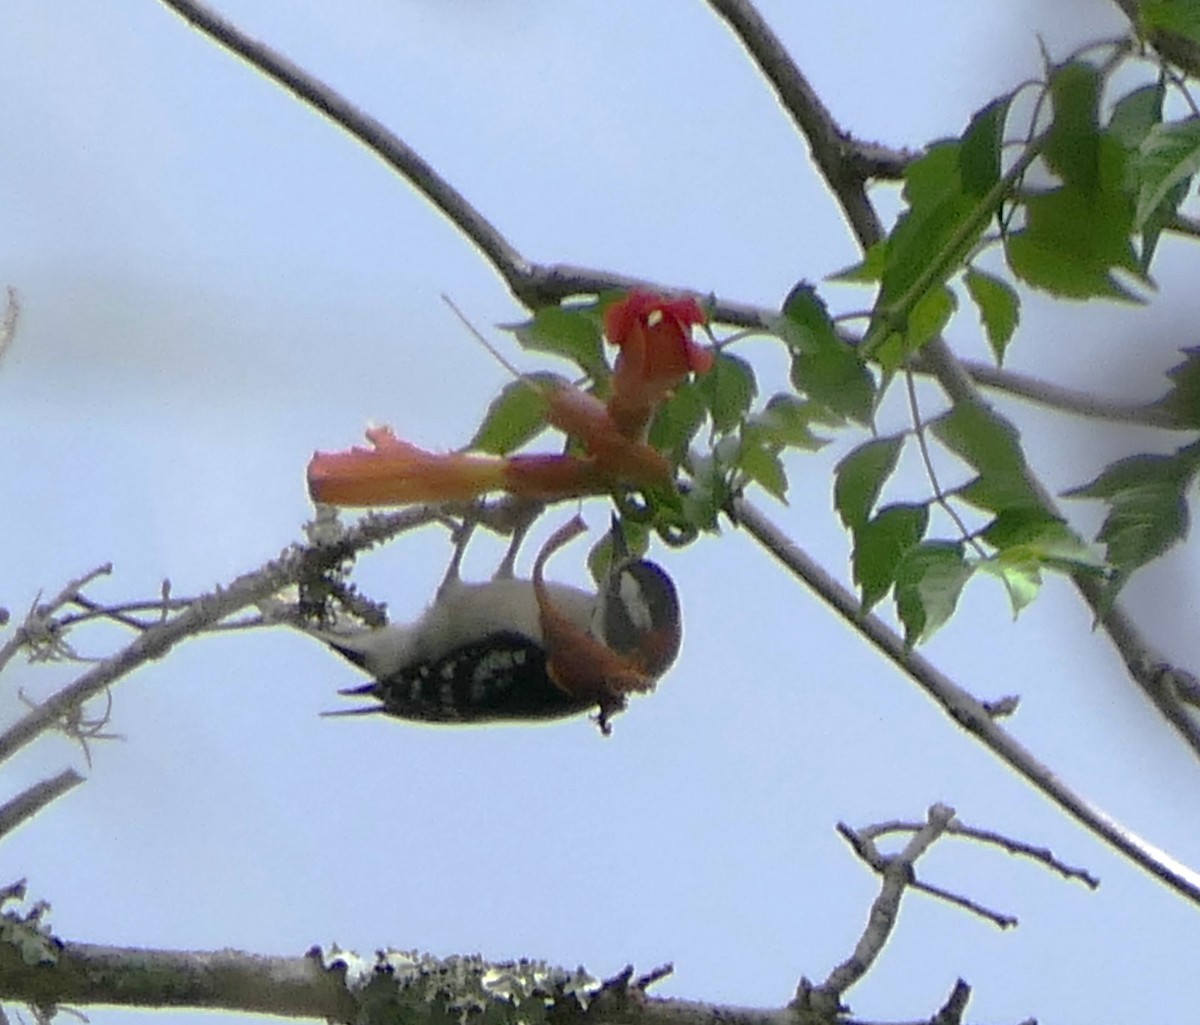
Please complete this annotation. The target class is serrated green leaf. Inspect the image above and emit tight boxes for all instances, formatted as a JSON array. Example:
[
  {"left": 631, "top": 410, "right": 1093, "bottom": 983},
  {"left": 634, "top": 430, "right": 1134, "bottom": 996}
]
[
  {"left": 744, "top": 394, "right": 834, "bottom": 451},
  {"left": 1063, "top": 444, "right": 1200, "bottom": 583},
  {"left": 979, "top": 508, "right": 1106, "bottom": 570},
  {"left": 681, "top": 453, "right": 733, "bottom": 532},
  {"left": 834, "top": 435, "right": 905, "bottom": 530},
  {"left": 649, "top": 380, "right": 708, "bottom": 460},
  {"left": 1005, "top": 151, "right": 1144, "bottom": 301},
  {"left": 1045, "top": 63, "right": 1102, "bottom": 192},
  {"left": 977, "top": 557, "right": 1043, "bottom": 616},
  {"left": 852, "top": 502, "right": 930, "bottom": 611},
  {"left": 737, "top": 436, "right": 788, "bottom": 501},
  {"left": 467, "top": 374, "right": 558, "bottom": 455},
  {"left": 931, "top": 401, "right": 1027, "bottom": 477},
  {"left": 960, "top": 97, "right": 1011, "bottom": 197},
  {"left": 1134, "top": 118, "right": 1200, "bottom": 230},
  {"left": 1140, "top": 0, "right": 1200, "bottom": 41},
  {"left": 826, "top": 242, "right": 886, "bottom": 282},
  {"left": 894, "top": 541, "right": 973, "bottom": 644},
  {"left": 697, "top": 351, "right": 757, "bottom": 432},
  {"left": 1155, "top": 346, "right": 1200, "bottom": 427},
  {"left": 881, "top": 143, "right": 978, "bottom": 304},
  {"left": 905, "top": 285, "right": 958, "bottom": 352},
  {"left": 503, "top": 305, "right": 607, "bottom": 380},
  {"left": 1108, "top": 83, "right": 1165, "bottom": 150},
  {"left": 1138, "top": 176, "right": 1188, "bottom": 272},
  {"left": 957, "top": 470, "right": 1042, "bottom": 513},
  {"left": 964, "top": 267, "right": 1020, "bottom": 365},
  {"left": 777, "top": 282, "right": 841, "bottom": 354},
  {"left": 790, "top": 347, "right": 876, "bottom": 426}
]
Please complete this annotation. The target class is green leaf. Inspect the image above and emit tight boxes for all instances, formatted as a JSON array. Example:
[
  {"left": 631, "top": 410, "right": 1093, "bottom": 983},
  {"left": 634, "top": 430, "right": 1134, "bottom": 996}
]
[
  {"left": 881, "top": 142, "right": 978, "bottom": 304},
  {"left": 1155, "top": 347, "right": 1200, "bottom": 427},
  {"left": 1133, "top": 118, "right": 1200, "bottom": 231},
  {"left": 1138, "top": 176, "right": 1188, "bottom": 272},
  {"left": 894, "top": 542, "right": 973, "bottom": 645},
  {"left": 649, "top": 381, "right": 708, "bottom": 460},
  {"left": 1108, "top": 83, "right": 1165, "bottom": 150},
  {"left": 504, "top": 305, "right": 607, "bottom": 381},
  {"left": 834, "top": 435, "right": 905, "bottom": 530},
  {"left": 852, "top": 502, "right": 929, "bottom": 611},
  {"left": 1064, "top": 444, "right": 1200, "bottom": 584},
  {"left": 960, "top": 96, "right": 1011, "bottom": 197},
  {"left": 744, "top": 393, "right": 835, "bottom": 451},
  {"left": 931, "top": 401, "right": 1028, "bottom": 478},
  {"left": 737, "top": 436, "right": 788, "bottom": 501},
  {"left": 778, "top": 284, "right": 876, "bottom": 425},
  {"left": 976, "top": 557, "right": 1043, "bottom": 616},
  {"left": 979, "top": 508, "right": 1106, "bottom": 571},
  {"left": 958, "top": 471, "right": 1043, "bottom": 514},
  {"left": 1140, "top": 0, "right": 1200, "bottom": 42},
  {"left": 467, "top": 373, "right": 558, "bottom": 454},
  {"left": 1044, "top": 62, "right": 1102, "bottom": 192},
  {"left": 826, "top": 242, "right": 886, "bottom": 283},
  {"left": 904, "top": 285, "right": 958, "bottom": 353},
  {"left": 697, "top": 351, "right": 757, "bottom": 432},
  {"left": 964, "top": 267, "right": 1020, "bottom": 365},
  {"left": 682, "top": 453, "right": 734, "bottom": 532},
  {"left": 1005, "top": 145, "right": 1144, "bottom": 301},
  {"left": 777, "top": 282, "right": 841, "bottom": 355}
]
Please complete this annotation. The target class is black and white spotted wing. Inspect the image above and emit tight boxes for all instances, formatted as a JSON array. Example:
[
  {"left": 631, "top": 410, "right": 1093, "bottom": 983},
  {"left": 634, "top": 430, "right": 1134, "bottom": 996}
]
[{"left": 334, "top": 631, "right": 592, "bottom": 724}]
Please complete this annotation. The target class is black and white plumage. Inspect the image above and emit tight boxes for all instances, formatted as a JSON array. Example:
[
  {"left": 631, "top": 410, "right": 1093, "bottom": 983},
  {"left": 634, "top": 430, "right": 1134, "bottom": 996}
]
[{"left": 312, "top": 525, "right": 681, "bottom": 727}]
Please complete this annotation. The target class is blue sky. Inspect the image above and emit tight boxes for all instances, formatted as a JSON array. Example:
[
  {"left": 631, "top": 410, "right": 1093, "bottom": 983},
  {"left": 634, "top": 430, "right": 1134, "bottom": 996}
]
[{"left": 2, "top": 2, "right": 1200, "bottom": 1022}]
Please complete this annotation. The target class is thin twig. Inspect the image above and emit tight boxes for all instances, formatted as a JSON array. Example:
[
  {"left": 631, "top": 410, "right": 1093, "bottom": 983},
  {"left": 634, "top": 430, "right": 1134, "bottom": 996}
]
[
  {"left": 0, "top": 769, "right": 85, "bottom": 841},
  {"left": 862, "top": 818, "right": 1099, "bottom": 888},
  {"left": 0, "top": 286, "right": 20, "bottom": 367},
  {"left": 837, "top": 818, "right": 1018, "bottom": 930},
  {"left": 0, "top": 565, "right": 113, "bottom": 675},
  {"left": 0, "top": 509, "right": 437, "bottom": 765},
  {"left": 904, "top": 370, "right": 986, "bottom": 555},
  {"left": 706, "top": 0, "right": 884, "bottom": 246},
  {"left": 811, "top": 805, "right": 956, "bottom": 1010}
]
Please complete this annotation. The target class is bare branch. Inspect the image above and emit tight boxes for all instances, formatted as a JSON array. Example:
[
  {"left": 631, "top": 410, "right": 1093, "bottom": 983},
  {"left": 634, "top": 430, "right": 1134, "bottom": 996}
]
[
  {"left": 0, "top": 769, "right": 85, "bottom": 842},
  {"left": 0, "top": 938, "right": 797, "bottom": 1025},
  {"left": 0, "top": 286, "right": 19, "bottom": 368},
  {"left": 705, "top": 0, "right": 886, "bottom": 246},
  {"left": 0, "top": 565, "right": 113, "bottom": 674},
  {"left": 951, "top": 358, "right": 1188, "bottom": 430},
  {"left": 861, "top": 818, "right": 1099, "bottom": 889},
  {"left": 807, "top": 805, "right": 956, "bottom": 1013},
  {"left": 0, "top": 509, "right": 438, "bottom": 765},
  {"left": 734, "top": 497, "right": 1200, "bottom": 907}
]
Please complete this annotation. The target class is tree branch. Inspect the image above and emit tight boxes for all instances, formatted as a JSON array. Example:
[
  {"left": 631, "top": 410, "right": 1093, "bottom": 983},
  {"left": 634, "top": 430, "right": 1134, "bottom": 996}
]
[
  {"left": 733, "top": 497, "right": 1200, "bottom": 906},
  {"left": 0, "top": 770, "right": 84, "bottom": 842},
  {"left": 812, "top": 804, "right": 956, "bottom": 1012},
  {"left": 0, "top": 509, "right": 438, "bottom": 765},
  {"left": 949, "top": 357, "right": 1188, "bottom": 430},
  {"left": 705, "top": 0, "right": 885, "bottom": 246}
]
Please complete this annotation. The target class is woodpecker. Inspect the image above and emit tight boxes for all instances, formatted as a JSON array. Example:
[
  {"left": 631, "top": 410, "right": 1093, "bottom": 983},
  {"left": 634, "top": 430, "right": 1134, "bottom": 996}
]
[{"left": 310, "top": 517, "right": 681, "bottom": 731}]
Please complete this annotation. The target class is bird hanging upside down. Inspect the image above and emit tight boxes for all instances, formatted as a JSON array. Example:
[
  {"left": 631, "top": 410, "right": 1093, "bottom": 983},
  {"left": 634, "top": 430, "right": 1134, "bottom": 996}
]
[{"left": 306, "top": 515, "right": 681, "bottom": 734}]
